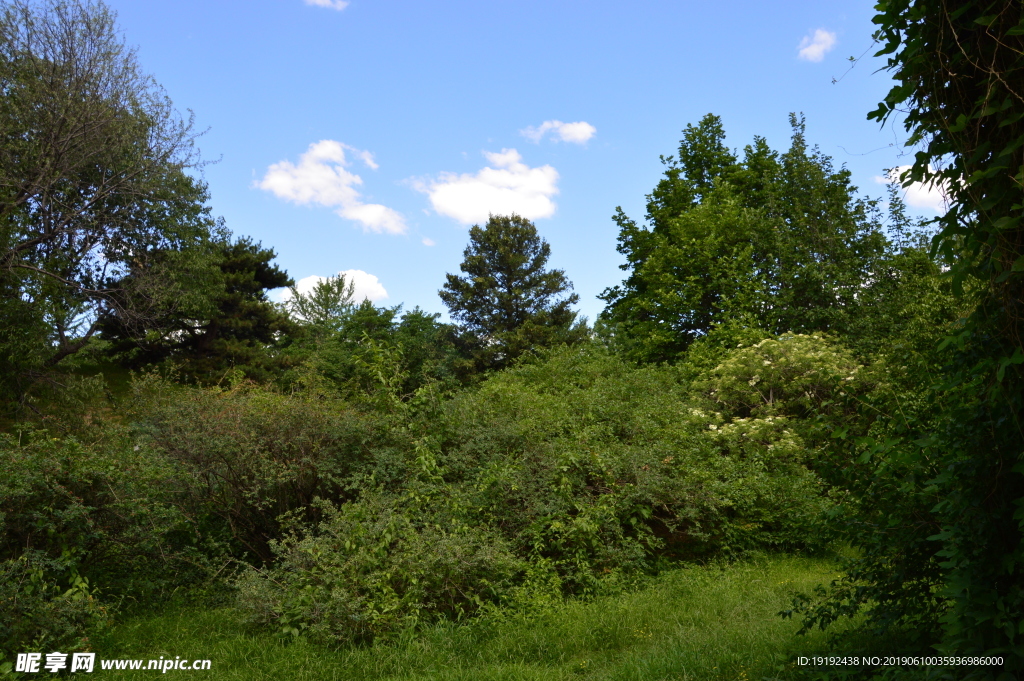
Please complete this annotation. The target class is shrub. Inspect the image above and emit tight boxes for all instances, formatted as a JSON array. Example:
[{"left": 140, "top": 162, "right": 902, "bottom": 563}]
[
  {"left": 0, "top": 428, "right": 204, "bottom": 596},
  {"left": 129, "top": 378, "right": 389, "bottom": 562},
  {"left": 705, "top": 334, "right": 863, "bottom": 420},
  {"left": 435, "top": 345, "right": 830, "bottom": 581},
  {"left": 235, "top": 494, "right": 525, "bottom": 644},
  {"left": 706, "top": 415, "right": 829, "bottom": 550},
  {"left": 0, "top": 552, "right": 107, "bottom": 672},
  {"left": 0, "top": 428, "right": 209, "bottom": 669},
  {"left": 233, "top": 345, "right": 835, "bottom": 642}
]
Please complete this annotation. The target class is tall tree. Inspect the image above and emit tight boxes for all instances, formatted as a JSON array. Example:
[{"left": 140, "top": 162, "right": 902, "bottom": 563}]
[
  {"left": 0, "top": 0, "right": 210, "bottom": 399},
  {"left": 440, "top": 214, "right": 586, "bottom": 370},
  {"left": 599, "top": 114, "right": 888, "bottom": 363}
]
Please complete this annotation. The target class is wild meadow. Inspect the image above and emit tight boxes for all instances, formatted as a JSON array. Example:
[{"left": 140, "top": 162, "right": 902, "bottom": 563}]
[{"left": 2, "top": 1, "right": 1023, "bottom": 680}]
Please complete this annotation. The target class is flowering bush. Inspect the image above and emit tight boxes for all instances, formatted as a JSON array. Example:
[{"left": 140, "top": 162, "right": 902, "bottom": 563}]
[{"left": 706, "top": 334, "right": 863, "bottom": 419}]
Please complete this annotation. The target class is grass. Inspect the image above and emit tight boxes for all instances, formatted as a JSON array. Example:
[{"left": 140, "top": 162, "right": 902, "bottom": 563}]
[{"left": 87, "top": 554, "right": 853, "bottom": 681}]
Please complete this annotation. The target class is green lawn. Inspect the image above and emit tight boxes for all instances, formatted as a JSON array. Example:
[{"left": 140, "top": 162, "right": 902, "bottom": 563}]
[{"left": 85, "top": 555, "right": 856, "bottom": 681}]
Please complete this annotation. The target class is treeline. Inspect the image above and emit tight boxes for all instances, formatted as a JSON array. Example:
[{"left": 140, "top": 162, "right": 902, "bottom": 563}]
[{"left": 2, "top": 0, "right": 1023, "bottom": 679}]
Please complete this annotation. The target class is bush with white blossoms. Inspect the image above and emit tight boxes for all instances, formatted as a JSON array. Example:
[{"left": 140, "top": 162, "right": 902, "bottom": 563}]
[{"left": 706, "top": 334, "right": 864, "bottom": 420}]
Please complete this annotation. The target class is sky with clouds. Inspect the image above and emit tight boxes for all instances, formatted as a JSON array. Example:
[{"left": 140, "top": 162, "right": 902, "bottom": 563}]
[{"left": 104, "top": 0, "right": 935, "bottom": 323}]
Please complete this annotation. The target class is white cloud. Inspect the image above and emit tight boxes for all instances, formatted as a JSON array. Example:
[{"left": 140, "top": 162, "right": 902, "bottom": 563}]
[
  {"left": 521, "top": 120, "right": 596, "bottom": 144},
  {"left": 257, "top": 140, "right": 406, "bottom": 235},
  {"left": 282, "top": 269, "right": 389, "bottom": 304},
  {"left": 798, "top": 29, "right": 837, "bottom": 62},
  {"left": 421, "top": 237, "right": 436, "bottom": 246},
  {"left": 414, "top": 149, "right": 559, "bottom": 225},
  {"left": 875, "top": 166, "right": 949, "bottom": 213},
  {"left": 305, "top": 0, "right": 349, "bottom": 10}
]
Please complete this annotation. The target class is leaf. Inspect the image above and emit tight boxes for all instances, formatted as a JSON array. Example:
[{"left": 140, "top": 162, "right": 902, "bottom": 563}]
[
  {"left": 996, "top": 347, "right": 1024, "bottom": 382},
  {"left": 993, "top": 216, "right": 1021, "bottom": 232}
]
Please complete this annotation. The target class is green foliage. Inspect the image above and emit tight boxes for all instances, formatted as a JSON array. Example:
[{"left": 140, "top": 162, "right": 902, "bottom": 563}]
[
  {"left": 129, "top": 378, "right": 385, "bottom": 563},
  {"left": 3, "top": 0, "right": 977, "bottom": 672},
  {"left": 0, "top": 0, "right": 212, "bottom": 402},
  {"left": 787, "top": 345, "right": 1011, "bottom": 665},
  {"left": 870, "top": 0, "right": 1024, "bottom": 298},
  {"left": 0, "top": 428, "right": 207, "bottom": 593},
  {"left": 9, "top": 5, "right": 1008, "bottom": 666},
  {"left": 236, "top": 494, "right": 525, "bottom": 644},
  {"left": 785, "top": 317, "right": 1024, "bottom": 675},
  {"left": 0, "top": 551, "right": 107, "bottom": 671},
  {"left": 783, "top": 1, "right": 1024, "bottom": 673},
  {"left": 284, "top": 273, "right": 356, "bottom": 339},
  {"left": 101, "top": 233, "right": 296, "bottom": 384},
  {"left": 281, "top": 299, "right": 471, "bottom": 401},
  {"left": 841, "top": 244, "right": 965, "bottom": 360},
  {"left": 705, "top": 334, "right": 863, "bottom": 421},
  {"left": 163, "top": 342, "right": 838, "bottom": 644},
  {"left": 438, "top": 346, "right": 831, "bottom": 578},
  {"left": 440, "top": 214, "right": 588, "bottom": 370},
  {"left": 387, "top": 307, "right": 474, "bottom": 393},
  {"left": 0, "top": 427, "right": 217, "bottom": 666},
  {"left": 599, "top": 114, "right": 888, "bottom": 363}
]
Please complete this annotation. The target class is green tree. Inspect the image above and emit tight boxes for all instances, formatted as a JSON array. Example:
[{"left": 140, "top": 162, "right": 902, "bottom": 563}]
[
  {"left": 389, "top": 307, "right": 472, "bottom": 391},
  {"left": 871, "top": 0, "right": 1023, "bottom": 303},
  {"left": 599, "top": 114, "right": 888, "bottom": 363},
  {"left": 0, "top": 0, "right": 210, "bottom": 400},
  {"left": 285, "top": 273, "right": 356, "bottom": 340},
  {"left": 100, "top": 234, "right": 295, "bottom": 383},
  {"left": 439, "top": 214, "right": 586, "bottom": 370},
  {"left": 280, "top": 283, "right": 470, "bottom": 400}
]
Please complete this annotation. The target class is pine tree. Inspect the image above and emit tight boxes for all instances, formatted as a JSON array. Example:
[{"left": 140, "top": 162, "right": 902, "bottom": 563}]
[{"left": 440, "top": 214, "right": 586, "bottom": 369}]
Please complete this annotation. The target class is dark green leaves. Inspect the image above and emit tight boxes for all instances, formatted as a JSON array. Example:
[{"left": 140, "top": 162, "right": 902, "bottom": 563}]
[{"left": 440, "top": 214, "right": 586, "bottom": 370}]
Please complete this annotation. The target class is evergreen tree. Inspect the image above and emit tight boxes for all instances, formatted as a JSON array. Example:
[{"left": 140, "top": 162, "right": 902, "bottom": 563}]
[
  {"left": 440, "top": 214, "right": 586, "bottom": 370},
  {"left": 100, "top": 234, "right": 295, "bottom": 383}
]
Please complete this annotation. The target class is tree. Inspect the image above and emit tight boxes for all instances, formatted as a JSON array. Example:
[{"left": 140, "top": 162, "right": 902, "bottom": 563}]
[
  {"left": 0, "top": 0, "right": 209, "bottom": 399},
  {"left": 439, "top": 214, "right": 586, "bottom": 370},
  {"left": 871, "top": 0, "right": 1024, "bottom": 311},
  {"left": 599, "top": 114, "right": 889, "bottom": 363},
  {"left": 279, "top": 291, "right": 470, "bottom": 399},
  {"left": 100, "top": 234, "right": 295, "bottom": 384},
  {"left": 285, "top": 273, "right": 356, "bottom": 339}
]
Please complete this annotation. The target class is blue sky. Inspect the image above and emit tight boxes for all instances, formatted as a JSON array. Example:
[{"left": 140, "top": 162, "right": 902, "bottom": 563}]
[{"left": 106, "top": 0, "right": 942, "bottom": 323}]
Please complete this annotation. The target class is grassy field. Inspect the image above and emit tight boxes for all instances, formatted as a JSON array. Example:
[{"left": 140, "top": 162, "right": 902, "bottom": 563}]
[{"left": 86, "top": 555, "right": 856, "bottom": 681}]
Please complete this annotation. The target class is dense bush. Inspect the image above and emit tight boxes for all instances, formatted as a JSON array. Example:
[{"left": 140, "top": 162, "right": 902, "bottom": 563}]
[
  {"left": 436, "top": 346, "right": 832, "bottom": 578},
  {"left": 705, "top": 334, "right": 863, "bottom": 421},
  {"left": 0, "top": 552, "right": 107, "bottom": 671},
  {"left": 0, "top": 428, "right": 210, "bottom": 592},
  {"left": 0, "top": 329, "right": 880, "bottom": 652},
  {"left": 230, "top": 343, "right": 840, "bottom": 643},
  {"left": 0, "top": 428, "right": 210, "bottom": 668},
  {"left": 128, "top": 377, "right": 397, "bottom": 563},
  {"left": 236, "top": 494, "right": 525, "bottom": 644},
  {"left": 279, "top": 301, "right": 474, "bottom": 401}
]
